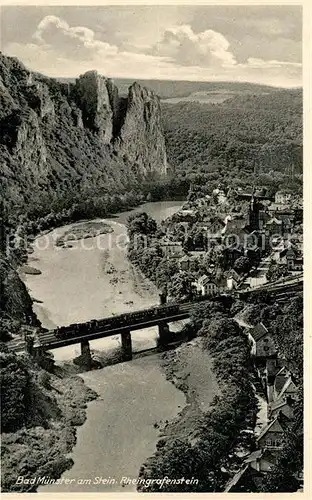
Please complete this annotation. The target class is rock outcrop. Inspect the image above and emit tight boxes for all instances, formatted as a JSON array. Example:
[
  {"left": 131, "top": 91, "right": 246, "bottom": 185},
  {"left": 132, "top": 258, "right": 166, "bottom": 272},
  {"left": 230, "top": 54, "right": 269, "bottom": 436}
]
[
  {"left": 74, "top": 70, "right": 113, "bottom": 143},
  {"left": 115, "top": 82, "right": 167, "bottom": 177},
  {"left": 0, "top": 250, "right": 34, "bottom": 322},
  {"left": 0, "top": 52, "right": 167, "bottom": 217}
]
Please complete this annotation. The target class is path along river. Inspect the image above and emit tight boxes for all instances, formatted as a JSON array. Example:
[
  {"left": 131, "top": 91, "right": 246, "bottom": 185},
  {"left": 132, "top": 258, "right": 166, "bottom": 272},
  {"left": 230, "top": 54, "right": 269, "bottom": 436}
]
[{"left": 21, "top": 201, "right": 186, "bottom": 492}]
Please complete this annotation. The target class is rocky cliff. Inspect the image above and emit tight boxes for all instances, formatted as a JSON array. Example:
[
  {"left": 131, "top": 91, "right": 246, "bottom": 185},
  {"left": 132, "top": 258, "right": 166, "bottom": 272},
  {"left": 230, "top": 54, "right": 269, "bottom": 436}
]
[
  {"left": 0, "top": 250, "right": 34, "bottom": 322},
  {"left": 0, "top": 53, "right": 167, "bottom": 218}
]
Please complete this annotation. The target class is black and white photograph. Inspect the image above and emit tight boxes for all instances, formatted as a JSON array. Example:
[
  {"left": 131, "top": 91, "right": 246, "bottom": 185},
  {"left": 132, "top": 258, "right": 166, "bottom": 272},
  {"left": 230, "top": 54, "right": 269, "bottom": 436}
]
[{"left": 0, "top": 2, "right": 305, "bottom": 495}]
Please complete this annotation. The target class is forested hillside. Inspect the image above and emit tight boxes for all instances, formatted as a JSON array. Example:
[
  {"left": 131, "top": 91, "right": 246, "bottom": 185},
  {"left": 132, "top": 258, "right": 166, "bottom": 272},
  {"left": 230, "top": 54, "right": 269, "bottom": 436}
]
[{"left": 161, "top": 90, "right": 302, "bottom": 195}]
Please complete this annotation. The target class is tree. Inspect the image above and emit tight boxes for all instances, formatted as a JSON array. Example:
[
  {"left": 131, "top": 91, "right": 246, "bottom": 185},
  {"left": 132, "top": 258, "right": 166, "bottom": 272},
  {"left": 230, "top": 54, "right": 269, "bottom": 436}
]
[
  {"left": 200, "top": 317, "right": 241, "bottom": 351},
  {"left": 266, "top": 263, "right": 290, "bottom": 282},
  {"left": 126, "top": 212, "right": 157, "bottom": 238},
  {"left": 0, "top": 319, "right": 13, "bottom": 342},
  {"left": 155, "top": 259, "right": 179, "bottom": 290},
  {"left": 167, "top": 271, "right": 196, "bottom": 302},
  {"left": 0, "top": 343, "right": 30, "bottom": 432},
  {"left": 233, "top": 256, "right": 251, "bottom": 275}
]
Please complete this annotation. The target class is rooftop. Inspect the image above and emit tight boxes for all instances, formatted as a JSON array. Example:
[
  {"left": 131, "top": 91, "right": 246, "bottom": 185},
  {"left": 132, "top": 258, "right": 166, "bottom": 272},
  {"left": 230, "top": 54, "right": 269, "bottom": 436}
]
[
  {"left": 267, "top": 217, "right": 283, "bottom": 225},
  {"left": 250, "top": 322, "right": 269, "bottom": 342}
]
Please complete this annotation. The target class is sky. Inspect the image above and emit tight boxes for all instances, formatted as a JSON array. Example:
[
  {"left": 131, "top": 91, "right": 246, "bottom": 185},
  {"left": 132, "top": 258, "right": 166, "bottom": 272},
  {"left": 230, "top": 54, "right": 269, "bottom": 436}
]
[{"left": 0, "top": 5, "right": 302, "bottom": 87}]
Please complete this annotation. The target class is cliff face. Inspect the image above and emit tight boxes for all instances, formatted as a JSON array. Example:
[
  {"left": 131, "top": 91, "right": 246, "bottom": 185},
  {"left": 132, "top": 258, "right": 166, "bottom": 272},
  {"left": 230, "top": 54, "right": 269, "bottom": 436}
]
[
  {"left": 116, "top": 82, "right": 167, "bottom": 177},
  {"left": 0, "top": 53, "right": 167, "bottom": 217},
  {"left": 0, "top": 251, "right": 34, "bottom": 322}
]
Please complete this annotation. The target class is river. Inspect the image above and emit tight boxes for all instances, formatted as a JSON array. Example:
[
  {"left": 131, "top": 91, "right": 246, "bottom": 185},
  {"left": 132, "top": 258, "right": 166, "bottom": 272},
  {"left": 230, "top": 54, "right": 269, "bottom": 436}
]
[{"left": 22, "top": 201, "right": 186, "bottom": 492}]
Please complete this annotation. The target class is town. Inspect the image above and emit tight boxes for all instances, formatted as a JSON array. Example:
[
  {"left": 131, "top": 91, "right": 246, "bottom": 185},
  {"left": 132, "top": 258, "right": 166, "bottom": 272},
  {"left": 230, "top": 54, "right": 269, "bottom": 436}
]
[
  {"left": 134, "top": 184, "right": 303, "bottom": 302},
  {"left": 127, "top": 183, "right": 303, "bottom": 492}
]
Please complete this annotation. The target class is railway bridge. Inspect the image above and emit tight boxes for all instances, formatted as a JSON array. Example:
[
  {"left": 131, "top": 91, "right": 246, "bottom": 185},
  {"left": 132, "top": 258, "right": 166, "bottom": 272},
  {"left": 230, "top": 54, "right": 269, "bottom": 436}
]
[
  {"left": 9, "top": 294, "right": 232, "bottom": 367},
  {"left": 8, "top": 273, "right": 303, "bottom": 368}
]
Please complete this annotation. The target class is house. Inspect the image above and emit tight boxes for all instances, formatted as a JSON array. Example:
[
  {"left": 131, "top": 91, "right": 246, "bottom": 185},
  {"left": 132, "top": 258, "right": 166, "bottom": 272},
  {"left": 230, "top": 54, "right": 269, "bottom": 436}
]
[
  {"left": 179, "top": 254, "right": 192, "bottom": 271},
  {"left": 221, "top": 216, "right": 250, "bottom": 247},
  {"left": 277, "top": 213, "right": 295, "bottom": 235},
  {"left": 171, "top": 210, "right": 195, "bottom": 223},
  {"left": 264, "top": 358, "right": 286, "bottom": 402},
  {"left": 275, "top": 191, "right": 293, "bottom": 205},
  {"left": 265, "top": 217, "right": 283, "bottom": 236},
  {"left": 248, "top": 322, "right": 277, "bottom": 360},
  {"left": 273, "top": 367, "right": 298, "bottom": 402},
  {"left": 256, "top": 414, "right": 288, "bottom": 451},
  {"left": 223, "top": 244, "right": 245, "bottom": 268},
  {"left": 278, "top": 246, "right": 303, "bottom": 271},
  {"left": 224, "top": 464, "right": 264, "bottom": 492},
  {"left": 223, "top": 214, "right": 247, "bottom": 232},
  {"left": 268, "top": 203, "right": 293, "bottom": 217},
  {"left": 244, "top": 448, "right": 277, "bottom": 473},
  {"left": 271, "top": 240, "right": 303, "bottom": 271},
  {"left": 160, "top": 240, "right": 183, "bottom": 258},
  {"left": 178, "top": 254, "right": 201, "bottom": 271},
  {"left": 192, "top": 274, "right": 219, "bottom": 297},
  {"left": 205, "top": 217, "right": 225, "bottom": 240},
  {"left": 226, "top": 269, "right": 240, "bottom": 290},
  {"left": 268, "top": 396, "right": 295, "bottom": 421},
  {"left": 217, "top": 189, "right": 227, "bottom": 204},
  {"left": 189, "top": 250, "right": 207, "bottom": 259}
]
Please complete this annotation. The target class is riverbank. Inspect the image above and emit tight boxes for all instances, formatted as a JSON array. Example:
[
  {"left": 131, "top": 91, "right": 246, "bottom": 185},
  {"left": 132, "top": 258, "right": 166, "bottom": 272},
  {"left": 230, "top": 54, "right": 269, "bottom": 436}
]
[
  {"left": 160, "top": 339, "right": 219, "bottom": 440},
  {"left": 41, "top": 354, "right": 186, "bottom": 493},
  {"left": 7, "top": 201, "right": 186, "bottom": 493},
  {"left": 137, "top": 309, "right": 259, "bottom": 492},
  {"left": 134, "top": 338, "right": 219, "bottom": 491},
  {"left": 1, "top": 358, "right": 97, "bottom": 493}
]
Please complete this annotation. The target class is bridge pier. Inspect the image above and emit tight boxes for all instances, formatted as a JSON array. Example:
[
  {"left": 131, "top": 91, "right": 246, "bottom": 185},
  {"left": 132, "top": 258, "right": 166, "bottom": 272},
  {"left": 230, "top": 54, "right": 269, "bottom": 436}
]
[
  {"left": 158, "top": 321, "right": 170, "bottom": 346},
  {"left": 159, "top": 291, "right": 167, "bottom": 305},
  {"left": 25, "top": 336, "right": 35, "bottom": 356},
  {"left": 80, "top": 339, "right": 92, "bottom": 370},
  {"left": 121, "top": 330, "right": 132, "bottom": 361}
]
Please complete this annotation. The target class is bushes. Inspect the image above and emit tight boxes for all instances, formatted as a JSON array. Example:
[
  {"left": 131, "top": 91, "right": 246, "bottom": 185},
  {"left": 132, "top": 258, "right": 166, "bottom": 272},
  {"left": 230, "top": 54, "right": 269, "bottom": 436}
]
[
  {"left": 0, "top": 344, "right": 30, "bottom": 432},
  {"left": 138, "top": 308, "right": 258, "bottom": 492},
  {"left": 266, "top": 263, "right": 290, "bottom": 282}
]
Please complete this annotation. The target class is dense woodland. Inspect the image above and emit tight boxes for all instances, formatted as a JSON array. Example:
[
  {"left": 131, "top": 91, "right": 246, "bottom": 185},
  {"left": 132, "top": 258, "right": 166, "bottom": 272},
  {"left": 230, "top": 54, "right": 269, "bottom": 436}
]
[{"left": 159, "top": 90, "right": 302, "bottom": 200}]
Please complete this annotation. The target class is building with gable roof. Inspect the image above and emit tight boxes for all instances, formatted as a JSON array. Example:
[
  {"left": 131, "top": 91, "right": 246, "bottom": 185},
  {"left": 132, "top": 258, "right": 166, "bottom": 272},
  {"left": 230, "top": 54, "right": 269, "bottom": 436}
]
[
  {"left": 160, "top": 239, "right": 183, "bottom": 258},
  {"left": 266, "top": 217, "right": 283, "bottom": 236},
  {"left": 256, "top": 413, "right": 288, "bottom": 451},
  {"left": 273, "top": 367, "right": 298, "bottom": 402},
  {"left": 225, "top": 269, "right": 241, "bottom": 290},
  {"left": 224, "top": 464, "right": 264, "bottom": 492},
  {"left": 248, "top": 322, "right": 277, "bottom": 360},
  {"left": 192, "top": 274, "right": 219, "bottom": 296},
  {"left": 268, "top": 396, "right": 296, "bottom": 421},
  {"left": 243, "top": 448, "right": 277, "bottom": 473},
  {"left": 275, "top": 191, "right": 293, "bottom": 205}
]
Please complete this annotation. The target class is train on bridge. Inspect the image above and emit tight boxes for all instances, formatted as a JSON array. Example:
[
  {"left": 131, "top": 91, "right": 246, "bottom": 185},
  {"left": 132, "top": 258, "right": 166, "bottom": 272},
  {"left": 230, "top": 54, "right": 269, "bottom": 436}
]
[
  {"left": 54, "top": 302, "right": 193, "bottom": 340},
  {"left": 52, "top": 274, "right": 302, "bottom": 342}
]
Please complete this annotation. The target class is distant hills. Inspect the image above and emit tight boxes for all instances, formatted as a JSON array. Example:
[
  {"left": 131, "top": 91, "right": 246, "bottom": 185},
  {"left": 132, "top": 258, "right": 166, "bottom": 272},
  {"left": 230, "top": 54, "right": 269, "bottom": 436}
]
[{"left": 57, "top": 77, "right": 299, "bottom": 100}]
